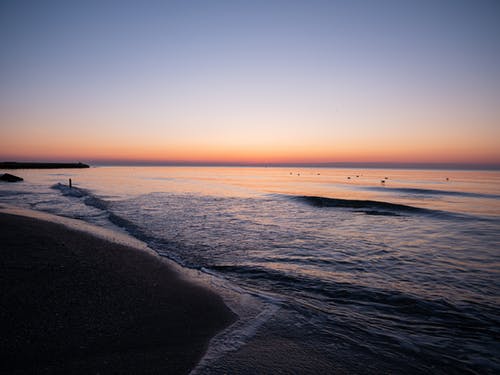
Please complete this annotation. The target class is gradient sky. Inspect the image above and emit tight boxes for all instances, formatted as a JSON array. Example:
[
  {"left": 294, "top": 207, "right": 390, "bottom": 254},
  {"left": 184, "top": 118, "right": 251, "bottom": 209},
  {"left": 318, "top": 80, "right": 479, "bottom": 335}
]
[{"left": 1, "top": 0, "right": 499, "bottom": 165}]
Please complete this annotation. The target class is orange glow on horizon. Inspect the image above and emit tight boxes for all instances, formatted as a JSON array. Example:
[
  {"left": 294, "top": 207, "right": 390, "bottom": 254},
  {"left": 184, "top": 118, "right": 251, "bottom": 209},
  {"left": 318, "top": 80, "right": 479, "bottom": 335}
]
[
  {"left": 2, "top": 138, "right": 499, "bottom": 166},
  {"left": 2, "top": 114, "right": 499, "bottom": 166}
]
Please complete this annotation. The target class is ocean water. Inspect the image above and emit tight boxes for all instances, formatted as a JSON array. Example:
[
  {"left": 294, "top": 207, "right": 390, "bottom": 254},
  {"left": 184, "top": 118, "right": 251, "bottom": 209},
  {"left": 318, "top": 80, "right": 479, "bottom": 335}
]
[{"left": 1, "top": 166, "right": 499, "bottom": 374}]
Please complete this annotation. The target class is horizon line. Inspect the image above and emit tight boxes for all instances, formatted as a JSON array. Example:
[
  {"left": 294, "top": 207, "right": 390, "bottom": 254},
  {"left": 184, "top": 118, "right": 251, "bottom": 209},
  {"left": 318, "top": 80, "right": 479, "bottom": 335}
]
[{"left": 88, "top": 160, "right": 500, "bottom": 170}]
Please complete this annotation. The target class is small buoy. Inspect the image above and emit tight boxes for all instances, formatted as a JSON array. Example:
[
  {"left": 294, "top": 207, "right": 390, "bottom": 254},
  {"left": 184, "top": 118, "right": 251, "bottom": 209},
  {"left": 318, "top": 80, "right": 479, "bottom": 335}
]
[
  {"left": 446, "top": 177, "right": 449, "bottom": 181},
  {"left": 347, "top": 176, "right": 351, "bottom": 179},
  {"left": 381, "top": 180, "right": 385, "bottom": 184}
]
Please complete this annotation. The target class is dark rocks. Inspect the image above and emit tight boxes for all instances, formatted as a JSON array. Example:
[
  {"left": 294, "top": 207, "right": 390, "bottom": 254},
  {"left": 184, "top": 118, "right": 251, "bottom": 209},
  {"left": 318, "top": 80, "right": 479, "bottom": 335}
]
[{"left": 0, "top": 173, "right": 23, "bottom": 182}]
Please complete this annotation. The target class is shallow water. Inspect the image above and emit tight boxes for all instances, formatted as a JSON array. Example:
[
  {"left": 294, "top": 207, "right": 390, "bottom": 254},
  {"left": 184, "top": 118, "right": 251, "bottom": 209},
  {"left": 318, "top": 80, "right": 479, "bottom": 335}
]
[{"left": 1, "top": 166, "right": 499, "bottom": 373}]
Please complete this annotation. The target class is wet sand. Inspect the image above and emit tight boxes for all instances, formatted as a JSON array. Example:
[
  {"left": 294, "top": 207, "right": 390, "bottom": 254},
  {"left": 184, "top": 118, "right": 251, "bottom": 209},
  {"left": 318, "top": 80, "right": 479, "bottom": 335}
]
[{"left": 0, "top": 213, "right": 236, "bottom": 374}]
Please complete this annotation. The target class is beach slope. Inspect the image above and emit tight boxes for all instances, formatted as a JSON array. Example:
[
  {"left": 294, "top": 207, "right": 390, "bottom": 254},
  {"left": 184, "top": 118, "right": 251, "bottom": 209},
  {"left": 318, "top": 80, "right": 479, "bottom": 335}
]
[{"left": 0, "top": 213, "right": 235, "bottom": 374}]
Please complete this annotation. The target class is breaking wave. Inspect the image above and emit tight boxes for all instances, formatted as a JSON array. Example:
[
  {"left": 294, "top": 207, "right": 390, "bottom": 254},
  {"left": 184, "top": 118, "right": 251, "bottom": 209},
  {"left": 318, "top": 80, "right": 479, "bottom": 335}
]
[{"left": 292, "top": 195, "right": 430, "bottom": 215}]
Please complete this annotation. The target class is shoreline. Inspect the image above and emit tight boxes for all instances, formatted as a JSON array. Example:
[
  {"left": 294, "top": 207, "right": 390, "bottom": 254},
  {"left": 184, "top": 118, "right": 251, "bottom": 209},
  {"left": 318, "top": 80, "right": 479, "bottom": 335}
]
[{"left": 0, "top": 212, "right": 236, "bottom": 374}]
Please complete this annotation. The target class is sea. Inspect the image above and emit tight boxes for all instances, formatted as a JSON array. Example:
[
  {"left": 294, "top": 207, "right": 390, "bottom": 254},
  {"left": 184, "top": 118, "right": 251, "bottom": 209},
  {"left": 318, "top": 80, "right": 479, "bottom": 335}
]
[{"left": 1, "top": 166, "right": 499, "bottom": 374}]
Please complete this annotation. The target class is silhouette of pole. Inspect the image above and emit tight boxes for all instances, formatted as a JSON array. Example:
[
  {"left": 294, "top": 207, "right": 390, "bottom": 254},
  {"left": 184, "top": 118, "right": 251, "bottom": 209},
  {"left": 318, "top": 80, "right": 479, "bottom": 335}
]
[{"left": 69, "top": 178, "right": 72, "bottom": 188}]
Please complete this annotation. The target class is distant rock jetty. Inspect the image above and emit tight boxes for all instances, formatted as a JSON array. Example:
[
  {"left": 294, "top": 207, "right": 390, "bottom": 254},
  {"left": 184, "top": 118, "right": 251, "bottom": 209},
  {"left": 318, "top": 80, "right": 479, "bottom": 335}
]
[{"left": 0, "top": 162, "right": 90, "bottom": 169}]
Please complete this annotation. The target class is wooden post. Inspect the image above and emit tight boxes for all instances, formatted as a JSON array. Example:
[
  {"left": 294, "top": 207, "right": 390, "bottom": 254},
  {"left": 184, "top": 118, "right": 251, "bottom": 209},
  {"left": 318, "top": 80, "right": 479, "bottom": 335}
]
[{"left": 69, "top": 178, "right": 72, "bottom": 188}]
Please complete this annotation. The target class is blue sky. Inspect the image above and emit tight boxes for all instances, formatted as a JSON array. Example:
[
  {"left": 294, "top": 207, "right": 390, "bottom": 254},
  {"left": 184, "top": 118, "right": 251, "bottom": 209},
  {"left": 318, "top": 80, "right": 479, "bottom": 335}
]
[{"left": 1, "top": 0, "right": 499, "bottom": 164}]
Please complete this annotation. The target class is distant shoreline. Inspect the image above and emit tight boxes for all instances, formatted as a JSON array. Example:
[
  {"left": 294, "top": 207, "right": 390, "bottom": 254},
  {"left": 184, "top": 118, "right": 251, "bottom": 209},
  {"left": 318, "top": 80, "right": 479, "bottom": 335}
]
[{"left": 0, "top": 162, "right": 90, "bottom": 169}]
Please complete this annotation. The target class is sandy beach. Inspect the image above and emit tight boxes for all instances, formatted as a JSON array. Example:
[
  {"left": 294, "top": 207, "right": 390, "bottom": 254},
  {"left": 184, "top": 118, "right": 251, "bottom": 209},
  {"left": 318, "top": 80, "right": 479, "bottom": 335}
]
[{"left": 0, "top": 212, "right": 236, "bottom": 374}]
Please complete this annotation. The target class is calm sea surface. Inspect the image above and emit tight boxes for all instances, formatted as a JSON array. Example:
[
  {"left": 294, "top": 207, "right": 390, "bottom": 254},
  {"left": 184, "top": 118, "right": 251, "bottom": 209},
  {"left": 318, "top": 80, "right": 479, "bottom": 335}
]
[{"left": 1, "top": 166, "right": 499, "bottom": 373}]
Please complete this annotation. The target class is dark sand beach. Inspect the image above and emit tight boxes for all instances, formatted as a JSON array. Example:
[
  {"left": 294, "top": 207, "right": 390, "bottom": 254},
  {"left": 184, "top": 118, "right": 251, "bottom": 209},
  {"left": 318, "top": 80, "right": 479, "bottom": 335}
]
[{"left": 0, "top": 213, "right": 236, "bottom": 374}]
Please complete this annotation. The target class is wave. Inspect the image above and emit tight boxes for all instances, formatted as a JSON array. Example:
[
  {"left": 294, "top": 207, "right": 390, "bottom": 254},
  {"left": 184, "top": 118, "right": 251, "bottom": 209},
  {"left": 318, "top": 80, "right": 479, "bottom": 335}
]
[
  {"left": 210, "top": 264, "right": 499, "bottom": 333},
  {"left": 51, "top": 182, "right": 150, "bottom": 236},
  {"left": 290, "top": 195, "right": 497, "bottom": 222},
  {"left": 51, "top": 183, "right": 192, "bottom": 266},
  {"left": 293, "top": 195, "right": 430, "bottom": 215},
  {"left": 51, "top": 183, "right": 109, "bottom": 209},
  {"left": 211, "top": 262, "right": 500, "bottom": 373},
  {"left": 51, "top": 183, "right": 87, "bottom": 198},
  {"left": 362, "top": 186, "right": 500, "bottom": 199}
]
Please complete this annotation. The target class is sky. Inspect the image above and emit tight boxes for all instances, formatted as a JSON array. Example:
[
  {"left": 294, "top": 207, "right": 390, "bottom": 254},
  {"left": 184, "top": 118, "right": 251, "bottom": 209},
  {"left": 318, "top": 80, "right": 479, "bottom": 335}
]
[{"left": 1, "top": 0, "right": 499, "bottom": 166}]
